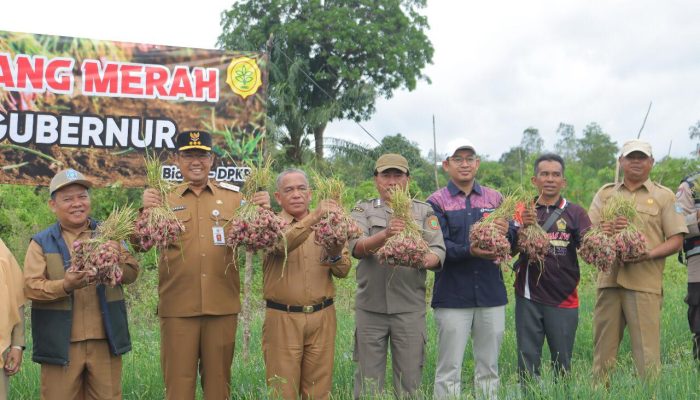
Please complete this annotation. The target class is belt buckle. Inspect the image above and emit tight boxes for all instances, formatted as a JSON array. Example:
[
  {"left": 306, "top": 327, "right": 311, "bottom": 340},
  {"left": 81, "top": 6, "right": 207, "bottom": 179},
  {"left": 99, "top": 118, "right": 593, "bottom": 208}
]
[{"left": 302, "top": 305, "right": 314, "bottom": 313}]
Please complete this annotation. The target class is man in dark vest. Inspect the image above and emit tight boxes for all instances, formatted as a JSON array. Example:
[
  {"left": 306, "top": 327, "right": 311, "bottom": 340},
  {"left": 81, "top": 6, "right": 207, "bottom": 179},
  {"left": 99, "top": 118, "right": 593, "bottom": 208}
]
[
  {"left": 676, "top": 171, "right": 700, "bottom": 364},
  {"left": 24, "top": 169, "right": 139, "bottom": 400}
]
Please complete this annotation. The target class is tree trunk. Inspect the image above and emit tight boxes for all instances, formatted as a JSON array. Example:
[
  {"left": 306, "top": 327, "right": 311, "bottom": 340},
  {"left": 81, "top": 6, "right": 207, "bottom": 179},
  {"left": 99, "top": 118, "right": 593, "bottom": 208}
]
[
  {"left": 285, "top": 124, "right": 305, "bottom": 165},
  {"left": 241, "top": 250, "right": 254, "bottom": 360},
  {"left": 313, "top": 122, "right": 327, "bottom": 160}
]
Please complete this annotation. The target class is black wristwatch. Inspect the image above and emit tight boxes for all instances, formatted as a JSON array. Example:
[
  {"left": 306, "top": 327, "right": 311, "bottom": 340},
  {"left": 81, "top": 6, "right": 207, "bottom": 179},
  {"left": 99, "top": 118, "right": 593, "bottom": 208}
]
[{"left": 327, "top": 255, "right": 342, "bottom": 264}]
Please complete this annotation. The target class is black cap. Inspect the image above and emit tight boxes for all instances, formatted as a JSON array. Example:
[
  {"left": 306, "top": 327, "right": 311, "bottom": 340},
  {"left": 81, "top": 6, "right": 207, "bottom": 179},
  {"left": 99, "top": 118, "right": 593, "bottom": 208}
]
[{"left": 176, "top": 131, "right": 212, "bottom": 151}]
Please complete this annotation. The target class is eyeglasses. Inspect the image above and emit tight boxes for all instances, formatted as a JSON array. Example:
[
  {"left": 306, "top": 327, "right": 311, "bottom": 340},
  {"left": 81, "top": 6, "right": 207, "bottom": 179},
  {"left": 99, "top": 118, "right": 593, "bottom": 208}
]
[
  {"left": 179, "top": 152, "right": 212, "bottom": 161},
  {"left": 449, "top": 156, "right": 477, "bottom": 165}
]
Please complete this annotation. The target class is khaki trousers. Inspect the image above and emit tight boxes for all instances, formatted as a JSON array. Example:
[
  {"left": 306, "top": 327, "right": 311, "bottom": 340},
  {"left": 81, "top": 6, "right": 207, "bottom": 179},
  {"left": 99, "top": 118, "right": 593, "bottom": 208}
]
[
  {"left": 160, "top": 314, "right": 237, "bottom": 400},
  {"left": 262, "top": 305, "right": 336, "bottom": 400},
  {"left": 40, "top": 339, "right": 122, "bottom": 400},
  {"left": 592, "top": 287, "right": 662, "bottom": 379}
]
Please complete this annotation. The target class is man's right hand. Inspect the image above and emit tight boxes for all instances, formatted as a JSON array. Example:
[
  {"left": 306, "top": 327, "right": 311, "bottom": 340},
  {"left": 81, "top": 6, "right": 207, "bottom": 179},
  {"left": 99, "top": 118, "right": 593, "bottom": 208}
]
[
  {"left": 383, "top": 218, "right": 406, "bottom": 241},
  {"left": 142, "top": 188, "right": 163, "bottom": 209},
  {"left": 63, "top": 269, "right": 91, "bottom": 293},
  {"left": 470, "top": 242, "right": 500, "bottom": 260}
]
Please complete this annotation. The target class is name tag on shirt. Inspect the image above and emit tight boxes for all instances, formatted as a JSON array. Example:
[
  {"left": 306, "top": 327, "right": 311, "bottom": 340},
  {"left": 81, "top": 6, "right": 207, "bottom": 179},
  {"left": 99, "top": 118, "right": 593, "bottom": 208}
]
[{"left": 212, "top": 226, "right": 226, "bottom": 245}]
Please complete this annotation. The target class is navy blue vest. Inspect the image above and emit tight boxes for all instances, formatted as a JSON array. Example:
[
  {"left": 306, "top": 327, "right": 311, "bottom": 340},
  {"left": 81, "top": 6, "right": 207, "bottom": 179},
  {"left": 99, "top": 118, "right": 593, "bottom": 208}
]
[{"left": 30, "top": 219, "right": 132, "bottom": 365}]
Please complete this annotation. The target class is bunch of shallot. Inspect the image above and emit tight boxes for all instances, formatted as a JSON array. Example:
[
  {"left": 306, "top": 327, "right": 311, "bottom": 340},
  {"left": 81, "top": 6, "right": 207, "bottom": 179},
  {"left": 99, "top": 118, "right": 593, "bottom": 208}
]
[
  {"left": 226, "top": 206, "right": 288, "bottom": 252},
  {"left": 580, "top": 194, "right": 648, "bottom": 273},
  {"left": 135, "top": 152, "right": 185, "bottom": 251},
  {"left": 580, "top": 227, "right": 617, "bottom": 274},
  {"left": 226, "top": 158, "right": 287, "bottom": 254},
  {"left": 70, "top": 205, "right": 137, "bottom": 287},
  {"left": 469, "top": 192, "right": 520, "bottom": 265},
  {"left": 376, "top": 186, "right": 429, "bottom": 268},
  {"left": 605, "top": 195, "right": 647, "bottom": 262},
  {"left": 311, "top": 173, "right": 362, "bottom": 251},
  {"left": 514, "top": 198, "right": 550, "bottom": 268}
]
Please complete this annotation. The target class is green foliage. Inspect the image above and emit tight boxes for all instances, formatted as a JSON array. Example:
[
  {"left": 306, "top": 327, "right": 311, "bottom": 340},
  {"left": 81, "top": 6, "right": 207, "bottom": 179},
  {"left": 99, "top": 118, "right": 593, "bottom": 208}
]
[
  {"left": 218, "top": 0, "right": 434, "bottom": 161},
  {"left": 651, "top": 156, "right": 700, "bottom": 190},
  {"left": 9, "top": 258, "right": 700, "bottom": 399},
  {"left": 577, "top": 122, "right": 619, "bottom": 170}
]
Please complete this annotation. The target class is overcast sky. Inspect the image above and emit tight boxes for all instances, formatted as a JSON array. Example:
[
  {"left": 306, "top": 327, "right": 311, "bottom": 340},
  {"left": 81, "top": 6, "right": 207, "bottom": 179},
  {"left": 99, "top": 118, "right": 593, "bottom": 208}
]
[{"left": 4, "top": 0, "right": 700, "bottom": 160}]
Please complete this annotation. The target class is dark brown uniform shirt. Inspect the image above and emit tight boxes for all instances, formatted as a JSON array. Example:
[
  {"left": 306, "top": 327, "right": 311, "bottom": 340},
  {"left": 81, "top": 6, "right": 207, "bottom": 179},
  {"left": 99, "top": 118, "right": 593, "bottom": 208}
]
[
  {"left": 263, "top": 211, "right": 351, "bottom": 305},
  {"left": 158, "top": 181, "right": 243, "bottom": 317}
]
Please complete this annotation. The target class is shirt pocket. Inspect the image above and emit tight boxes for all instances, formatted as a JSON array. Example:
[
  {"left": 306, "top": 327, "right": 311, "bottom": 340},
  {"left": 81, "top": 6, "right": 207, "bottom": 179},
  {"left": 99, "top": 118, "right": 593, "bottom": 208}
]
[
  {"left": 173, "top": 210, "right": 193, "bottom": 241},
  {"left": 635, "top": 202, "right": 660, "bottom": 230},
  {"left": 367, "top": 215, "right": 387, "bottom": 236}
]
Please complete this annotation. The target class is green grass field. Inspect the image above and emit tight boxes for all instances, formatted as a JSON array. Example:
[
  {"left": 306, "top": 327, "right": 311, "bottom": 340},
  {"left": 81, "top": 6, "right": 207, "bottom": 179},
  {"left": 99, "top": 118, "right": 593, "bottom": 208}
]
[{"left": 8, "top": 258, "right": 700, "bottom": 399}]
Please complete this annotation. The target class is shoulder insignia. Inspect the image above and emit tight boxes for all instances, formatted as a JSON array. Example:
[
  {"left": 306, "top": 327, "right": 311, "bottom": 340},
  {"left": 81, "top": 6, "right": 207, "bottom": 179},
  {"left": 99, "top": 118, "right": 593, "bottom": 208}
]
[
  {"left": 218, "top": 182, "right": 241, "bottom": 192},
  {"left": 427, "top": 215, "right": 440, "bottom": 230},
  {"left": 352, "top": 205, "right": 365, "bottom": 212}
]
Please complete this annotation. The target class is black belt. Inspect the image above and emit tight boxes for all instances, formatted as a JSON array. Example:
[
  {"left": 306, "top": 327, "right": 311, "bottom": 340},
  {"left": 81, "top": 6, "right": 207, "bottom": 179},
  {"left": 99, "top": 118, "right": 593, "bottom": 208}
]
[{"left": 266, "top": 298, "right": 334, "bottom": 313}]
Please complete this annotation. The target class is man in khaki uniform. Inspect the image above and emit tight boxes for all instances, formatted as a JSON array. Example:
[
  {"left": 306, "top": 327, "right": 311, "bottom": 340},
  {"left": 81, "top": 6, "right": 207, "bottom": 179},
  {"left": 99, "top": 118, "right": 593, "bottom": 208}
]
[
  {"left": 350, "top": 154, "right": 446, "bottom": 399},
  {"left": 589, "top": 140, "right": 687, "bottom": 380},
  {"left": 0, "top": 238, "right": 25, "bottom": 400},
  {"left": 141, "top": 131, "right": 269, "bottom": 399},
  {"left": 24, "top": 169, "right": 139, "bottom": 399},
  {"left": 262, "top": 169, "right": 351, "bottom": 400}
]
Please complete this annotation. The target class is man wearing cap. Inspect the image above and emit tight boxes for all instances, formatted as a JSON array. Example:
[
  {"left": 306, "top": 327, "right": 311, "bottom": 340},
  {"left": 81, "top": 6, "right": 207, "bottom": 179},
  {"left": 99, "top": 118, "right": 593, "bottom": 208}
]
[
  {"left": 0, "top": 238, "right": 25, "bottom": 400},
  {"left": 140, "top": 130, "right": 270, "bottom": 399},
  {"left": 262, "top": 168, "right": 351, "bottom": 400},
  {"left": 590, "top": 139, "right": 687, "bottom": 380},
  {"left": 350, "top": 154, "right": 445, "bottom": 399},
  {"left": 427, "top": 140, "right": 514, "bottom": 400},
  {"left": 24, "top": 169, "right": 139, "bottom": 399},
  {"left": 675, "top": 168, "right": 700, "bottom": 365}
]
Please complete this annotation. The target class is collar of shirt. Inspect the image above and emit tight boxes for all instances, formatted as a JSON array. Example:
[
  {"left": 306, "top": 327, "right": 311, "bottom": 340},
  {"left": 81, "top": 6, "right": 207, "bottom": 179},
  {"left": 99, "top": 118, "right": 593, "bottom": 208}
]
[
  {"left": 59, "top": 219, "right": 92, "bottom": 237},
  {"left": 615, "top": 178, "right": 654, "bottom": 193},
  {"left": 175, "top": 180, "right": 215, "bottom": 196},
  {"left": 535, "top": 196, "right": 565, "bottom": 209},
  {"left": 447, "top": 180, "right": 482, "bottom": 197}
]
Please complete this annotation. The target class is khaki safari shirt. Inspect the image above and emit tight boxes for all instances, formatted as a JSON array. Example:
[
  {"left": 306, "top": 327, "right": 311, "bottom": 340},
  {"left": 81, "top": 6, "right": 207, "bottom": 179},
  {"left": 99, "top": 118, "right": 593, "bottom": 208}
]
[
  {"left": 158, "top": 180, "right": 243, "bottom": 317},
  {"left": 263, "top": 211, "right": 351, "bottom": 306},
  {"left": 349, "top": 199, "right": 446, "bottom": 314},
  {"left": 589, "top": 179, "right": 687, "bottom": 294},
  {"left": 24, "top": 222, "right": 139, "bottom": 342}
]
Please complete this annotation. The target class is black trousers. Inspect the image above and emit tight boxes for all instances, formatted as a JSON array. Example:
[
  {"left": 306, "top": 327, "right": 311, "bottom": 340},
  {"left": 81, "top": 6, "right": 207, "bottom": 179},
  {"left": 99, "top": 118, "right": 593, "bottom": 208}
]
[
  {"left": 515, "top": 296, "right": 578, "bottom": 380},
  {"left": 686, "top": 282, "right": 700, "bottom": 360}
]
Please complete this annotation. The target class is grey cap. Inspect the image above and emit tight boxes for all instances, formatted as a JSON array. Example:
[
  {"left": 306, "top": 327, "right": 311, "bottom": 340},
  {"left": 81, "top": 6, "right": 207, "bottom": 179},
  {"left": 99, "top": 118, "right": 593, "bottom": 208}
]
[{"left": 49, "top": 169, "right": 93, "bottom": 196}]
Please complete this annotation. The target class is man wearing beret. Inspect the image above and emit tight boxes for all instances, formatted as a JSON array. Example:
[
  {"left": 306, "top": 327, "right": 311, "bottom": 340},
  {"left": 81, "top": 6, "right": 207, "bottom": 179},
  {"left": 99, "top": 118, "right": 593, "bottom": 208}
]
[
  {"left": 140, "top": 131, "right": 270, "bottom": 399},
  {"left": 350, "top": 153, "right": 445, "bottom": 399},
  {"left": 590, "top": 139, "right": 687, "bottom": 380},
  {"left": 24, "top": 169, "right": 139, "bottom": 399}
]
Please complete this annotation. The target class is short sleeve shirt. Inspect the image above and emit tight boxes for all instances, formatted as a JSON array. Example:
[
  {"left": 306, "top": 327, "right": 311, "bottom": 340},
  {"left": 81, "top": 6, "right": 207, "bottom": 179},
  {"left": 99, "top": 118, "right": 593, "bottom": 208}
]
[
  {"left": 589, "top": 179, "right": 688, "bottom": 294},
  {"left": 349, "top": 199, "right": 446, "bottom": 314}
]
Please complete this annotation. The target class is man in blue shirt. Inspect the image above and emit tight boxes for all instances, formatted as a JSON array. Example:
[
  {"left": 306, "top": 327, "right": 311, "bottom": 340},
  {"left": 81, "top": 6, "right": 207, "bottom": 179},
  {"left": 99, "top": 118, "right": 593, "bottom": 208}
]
[{"left": 427, "top": 140, "right": 513, "bottom": 399}]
